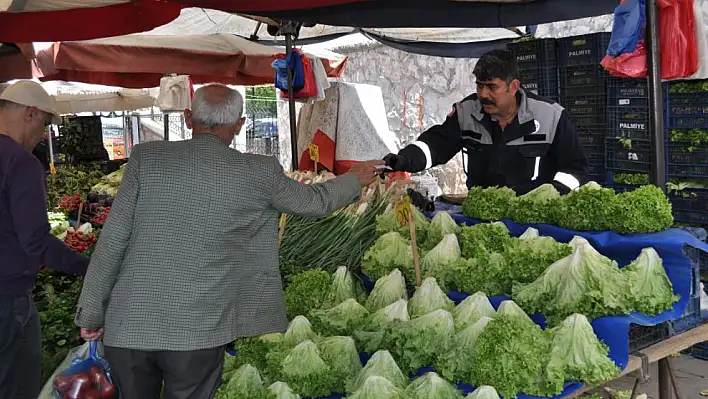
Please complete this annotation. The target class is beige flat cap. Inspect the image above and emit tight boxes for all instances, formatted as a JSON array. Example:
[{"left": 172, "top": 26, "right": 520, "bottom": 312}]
[{"left": 0, "top": 80, "right": 61, "bottom": 125}]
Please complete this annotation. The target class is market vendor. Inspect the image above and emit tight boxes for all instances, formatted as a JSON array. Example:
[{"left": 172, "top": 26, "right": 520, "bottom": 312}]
[{"left": 383, "top": 50, "right": 589, "bottom": 195}]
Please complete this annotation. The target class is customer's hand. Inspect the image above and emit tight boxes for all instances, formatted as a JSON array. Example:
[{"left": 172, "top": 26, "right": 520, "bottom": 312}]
[
  {"left": 81, "top": 327, "right": 104, "bottom": 341},
  {"left": 348, "top": 160, "right": 385, "bottom": 186}
]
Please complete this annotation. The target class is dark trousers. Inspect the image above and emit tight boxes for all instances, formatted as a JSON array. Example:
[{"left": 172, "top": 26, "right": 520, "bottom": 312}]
[
  {"left": 0, "top": 294, "right": 42, "bottom": 399},
  {"left": 104, "top": 345, "right": 225, "bottom": 399}
]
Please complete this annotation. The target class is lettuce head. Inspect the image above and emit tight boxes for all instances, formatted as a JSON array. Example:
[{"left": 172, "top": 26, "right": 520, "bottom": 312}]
[
  {"left": 362, "top": 232, "right": 414, "bottom": 282},
  {"left": 267, "top": 382, "right": 301, "bottom": 399},
  {"left": 284, "top": 269, "right": 331, "bottom": 318},
  {"left": 408, "top": 277, "right": 455, "bottom": 318},
  {"left": 520, "top": 227, "right": 540, "bottom": 239},
  {"left": 280, "top": 340, "right": 335, "bottom": 398},
  {"left": 438, "top": 316, "right": 493, "bottom": 383},
  {"left": 309, "top": 298, "right": 370, "bottom": 337},
  {"left": 554, "top": 182, "right": 615, "bottom": 231},
  {"left": 404, "top": 372, "right": 462, "bottom": 399},
  {"left": 223, "top": 364, "right": 267, "bottom": 399},
  {"left": 452, "top": 292, "right": 496, "bottom": 331},
  {"left": 347, "top": 350, "right": 408, "bottom": 393},
  {"left": 318, "top": 336, "right": 363, "bottom": 393},
  {"left": 622, "top": 247, "right": 679, "bottom": 315},
  {"left": 375, "top": 205, "right": 430, "bottom": 243},
  {"left": 284, "top": 316, "right": 318, "bottom": 347},
  {"left": 458, "top": 222, "right": 513, "bottom": 259},
  {"left": 502, "top": 236, "right": 573, "bottom": 292},
  {"left": 461, "top": 186, "right": 517, "bottom": 221},
  {"left": 354, "top": 299, "right": 410, "bottom": 353},
  {"left": 507, "top": 183, "right": 561, "bottom": 224},
  {"left": 389, "top": 309, "right": 455, "bottom": 373},
  {"left": 323, "top": 266, "right": 364, "bottom": 308},
  {"left": 452, "top": 250, "right": 509, "bottom": 296},
  {"left": 608, "top": 185, "right": 673, "bottom": 234},
  {"left": 465, "top": 386, "right": 501, "bottom": 399},
  {"left": 346, "top": 376, "right": 406, "bottom": 399},
  {"left": 365, "top": 269, "right": 408, "bottom": 312},
  {"left": 425, "top": 212, "right": 460, "bottom": 249},
  {"left": 420, "top": 234, "right": 462, "bottom": 288}
]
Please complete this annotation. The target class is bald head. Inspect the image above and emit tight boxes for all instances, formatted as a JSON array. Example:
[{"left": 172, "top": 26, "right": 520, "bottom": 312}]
[{"left": 185, "top": 84, "right": 245, "bottom": 145}]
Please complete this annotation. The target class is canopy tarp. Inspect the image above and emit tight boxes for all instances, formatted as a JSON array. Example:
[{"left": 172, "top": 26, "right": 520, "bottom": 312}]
[
  {"left": 1, "top": 34, "right": 347, "bottom": 88},
  {"left": 0, "top": 0, "right": 181, "bottom": 42}
]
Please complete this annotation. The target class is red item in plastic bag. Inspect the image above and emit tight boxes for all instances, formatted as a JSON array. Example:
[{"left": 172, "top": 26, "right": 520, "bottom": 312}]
[
  {"left": 280, "top": 50, "right": 317, "bottom": 99},
  {"left": 602, "top": 0, "right": 698, "bottom": 79}
]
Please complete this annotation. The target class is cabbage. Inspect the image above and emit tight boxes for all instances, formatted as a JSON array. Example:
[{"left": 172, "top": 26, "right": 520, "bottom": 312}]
[
  {"left": 310, "top": 299, "right": 370, "bottom": 336},
  {"left": 543, "top": 314, "right": 620, "bottom": 391},
  {"left": 438, "top": 316, "right": 493, "bottom": 383},
  {"left": 346, "top": 376, "right": 406, "bottom": 399},
  {"left": 223, "top": 364, "right": 267, "bottom": 399},
  {"left": 512, "top": 239, "right": 632, "bottom": 326},
  {"left": 622, "top": 247, "right": 679, "bottom": 315},
  {"left": 365, "top": 269, "right": 408, "bottom": 312},
  {"left": 354, "top": 299, "right": 410, "bottom": 353},
  {"left": 267, "top": 382, "right": 301, "bottom": 399},
  {"left": 283, "top": 316, "right": 318, "bottom": 347},
  {"left": 280, "top": 340, "right": 335, "bottom": 397},
  {"left": 362, "top": 232, "right": 414, "bottom": 282},
  {"left": 347, "top": 350, "right": 408, "bottom": 392},
  {"left": 425, "top": 212, "right": 460, "bottom": 249},
  {"left": 420, "top": 234, "right": 462, "bottom": 288},
  {"left": 318, "top": 336, "right": 363, "bottom": 393},
  {"left": 389, "top": 309, "right": 455, "bottom": 373},
  {"left": 452, "top": 292, "right": 496, "bottom": 331},
  {"left": 404, "top": 372, "right": 462, "bottom": 398},
  {"left": 324, "top": 266, "right": 363, "bottom": 308},
  {"left": 465, "top": 386, "right": 501, "bottom": 399},
  {"left": 408, "top": 277, "right": 455, "bottom": 318}
]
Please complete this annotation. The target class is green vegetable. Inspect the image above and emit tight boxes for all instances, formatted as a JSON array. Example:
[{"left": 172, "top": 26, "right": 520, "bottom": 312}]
[
  {"left": 452, "top": 251, "right": 508, "bottom": 296},
  {"left": 507, "top": 184, "right": 561, "bottom": 224},
  {"left": 222, "top": 353, "right": 238, "bottom": 382},
  {"left": 458, "top": 223, "right": 513, "bottom": 259},
  {"left": 512, "top": 238, "right": 632, "bottom": 326},
  {"left": 438, "top": 316, "right": 493, "bottom": 383},
  {"left": 365, "top": 269, "right": 408, "bottom": 312},
  {"left": 404, "top": 372, "right": 462, "bottom": 398},
  {"left": 502, "top": 235, "right": 573, "bottom": 292},
  {"left": 221, "top": 364, "right": 268, "bottom": 399},
  {"left": 420, "top": 234, "right": 462, "bottom": 288},
  {"left": 318, "top": 336, "right": 363, "bottom": 393},
  {"left": 267, "top": 382, "right": 301, "bottom": 399},
  {"left": 469, "top": 311, "right": 550, "bottom": 398},
  {"left": 361, "top": 232, "right": 414, "bottom": 282},
  {"left": 347, "top": 350, "right": 408, "bottom": 393},
  {"left": 375, "top": 205, "right": 430, "bottom": 243},
  {"left": 323, "top": 266, "right": 364, "bottom": 308},
  {"left": 309, "top": 299, "right": 370, "bottom": 337},
  {"left": 388, "top": 309, "right": 455, "bottom": 373},
  {"left": 519, "top": 227, "right": 539, "bottom": 239},
  {"left": 608, "top": 185, "right": 673, "bottom": 234},
  {"left": 283, "top": 316, "right": 318, "bottom": 347},
  {"left": 465, "top": 386, "right": 501, "bottom": 399},
  {"left": 284, "top": 269, "right": 331, "bottom": 318},
  {"left": 425, "top": 212, "right": 460, "bottom": 249},
  {"left": 462, "top": 186, "right": 517, "bottom": 221},
  {"left": 555, "top": 182, "right": 615, "bottom": 231},
  {"left": 280, "top": 340, "right": 335, "bottom": 397},
  {"left": 346, "top": 376, "right": 406, "bottom": 399},
  {"left": 451, "top": 292, "right": 496, "bottom": 331},
  {"left": 496, "top": 300, "right": 536, "bottom": 328},
  {"left": 232, "top": 333, "right": 283, "bottom": 373},
  {"left": 353, "top": 299, "right": 409, "bottom": 353},
  {"left": 612, "top": 173, "right": 650, "bottom": 186},
  {"left": 543, "top": 314, "right": 620, "bottom": 392},
  {"left": 622, "top": 247, "right": 679, "bottom": 315},
  {"left": 408, "top": 277, "right": 454, "bottom": 318}
]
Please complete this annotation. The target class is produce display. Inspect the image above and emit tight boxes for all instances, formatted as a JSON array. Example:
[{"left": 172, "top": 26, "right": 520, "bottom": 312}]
[
  {"left": 53, "top": 365, "right": 116, "bottom": 399},
  {"left": 461, "top": 182, "right": 673, "bottom": 234},
  {"left": 90, "top": 165, "right": 125, "bottom": 198}
]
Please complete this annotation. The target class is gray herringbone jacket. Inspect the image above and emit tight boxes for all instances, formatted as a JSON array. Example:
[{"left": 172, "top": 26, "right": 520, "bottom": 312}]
[{"left": 75, "top": 134, "right": 361, "bottom": 351}]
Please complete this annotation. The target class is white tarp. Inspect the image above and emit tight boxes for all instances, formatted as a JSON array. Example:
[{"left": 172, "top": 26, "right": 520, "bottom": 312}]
[{"left": 0, "top": 0, "right": 127, "bottom": 12}]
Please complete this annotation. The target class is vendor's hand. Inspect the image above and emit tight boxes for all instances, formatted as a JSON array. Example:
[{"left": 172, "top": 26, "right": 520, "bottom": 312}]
[
  {"left": 81, "top": 327, "right": 104, "bottom": 341},
  {"left": 349, "top": 160, "right": 385, "bottom": 186},
  {"left": 383, "top": 153, "right": 408, "bottom": 172}
]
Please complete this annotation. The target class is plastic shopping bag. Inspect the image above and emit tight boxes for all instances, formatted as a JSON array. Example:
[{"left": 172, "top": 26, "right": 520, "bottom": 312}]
[
  {"left": 280, "top": 52, "right": 318, "bottom": 100},
  {"left": 606, "top": 0, "right": 646, "bottom": 57},
  {"left": 659, "top": 0, "right": 698, "bottom": 79},
  {"left": 38, "top": 340, "right": 117, "bottom": 399},
  {"left": 272, "top": 51, "right": 305, "bottom": 93}
]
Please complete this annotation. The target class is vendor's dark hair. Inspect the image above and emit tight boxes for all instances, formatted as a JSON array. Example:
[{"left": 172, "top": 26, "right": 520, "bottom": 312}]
[{"left": 473, "top": 50, "right": 520, "bottom": 83}]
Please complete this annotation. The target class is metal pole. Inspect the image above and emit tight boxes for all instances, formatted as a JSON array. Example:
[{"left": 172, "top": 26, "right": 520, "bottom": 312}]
[
  {"left": 163, "top": 113, "right": 170, "bottom": 141},
  {"left": 285, "top": 32, "right": 299, "bottom": 171},
  {"left": 646, "top": 0, "right": 666, "bottom": 189},
  {"left": 657, "top": 358, "right": 672, "bottom": 399}
]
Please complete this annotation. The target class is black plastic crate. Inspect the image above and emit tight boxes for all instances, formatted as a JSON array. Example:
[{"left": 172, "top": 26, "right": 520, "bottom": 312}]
[
  {"left": 583, "top": 144, "right": 604, "bottom": 166},
  {"left": 587, "top": 173, "right": 606, "bottom": 184},
  {"left": 507, "top": 39, "right": 558, "bottom": 68},
  {"left": 666, "top": 88, "right": 708, "bottom": 129},
  {"left": 607, "top": 77, "right": 649, "bottom": 108},
  {"left": 562, "top": 95, "right": 606, "bottom": 126},
  {"left": 557, "top": 32, "right": 612, "bottom": 67},
  {"left": 668, "top": 187, "right": 708, "bottom": 225},
  {"left": 629, "top": 323, "right": 670, "bottom": 352},
  {"left": 689, "top": 342, "right": 708, "bottom": 360},
  {"left": 605, "top": 138, "right": 652, "bottom": 173},
  {"left": 607, "top": 106, "right": 650, "bottom": 140},
  {"left": 560, "top": 65, "right": 609, "bottom": 95},
  {"left": 576, "top": 125, "right": 607, "bottom": 147},
  {"left": 666, "top": 141, "right": 708, "bottom": 178},
  {"left": 518, "top": 67, "right": 559, "bottom": 99},
  {"left": 668, "top": 246, "right": 705, "bottom": 334}
]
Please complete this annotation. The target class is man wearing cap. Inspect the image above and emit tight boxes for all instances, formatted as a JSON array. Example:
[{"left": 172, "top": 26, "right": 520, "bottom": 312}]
[{"left": 0, "top": 80, "right": 89, "bottom": 398}]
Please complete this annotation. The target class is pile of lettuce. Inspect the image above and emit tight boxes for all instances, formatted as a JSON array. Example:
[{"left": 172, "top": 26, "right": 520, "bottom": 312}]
[
  {"left": 284, "top": 266, "right": 365, "bottom": 320},
  {"left": 461, "top": 182, "right": 674, "bottom": 234}
]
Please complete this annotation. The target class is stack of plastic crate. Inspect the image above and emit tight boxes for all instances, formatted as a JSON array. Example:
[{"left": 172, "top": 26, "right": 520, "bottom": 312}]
[
  {"left": 665, "top": 80, "right": 708, "bottom": 226},
  {"left": 506, "top": 39, "right": 559, "bottom": 103},
  {"left": 557, "top": 33, "right": 612, "bottom": 184}
]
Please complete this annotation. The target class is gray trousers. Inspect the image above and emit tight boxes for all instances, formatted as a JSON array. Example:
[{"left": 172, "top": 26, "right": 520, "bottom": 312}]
[
  {"left": 0, "top": 294, "right": 42, "bottom": 399},
  {"left": 104, "top": 345, "right": 225, "bottom": 399}
]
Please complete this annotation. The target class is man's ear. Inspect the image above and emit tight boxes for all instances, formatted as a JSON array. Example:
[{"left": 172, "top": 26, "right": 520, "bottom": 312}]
[
  {"left": 509, "top": 79, "right": 521, "bottom": 94},
  {"left": 184, "top": 109, "right": 193, "bottom": 129},
  {"left": 234, "top": 116, "right": 246, "bottom": 135}
]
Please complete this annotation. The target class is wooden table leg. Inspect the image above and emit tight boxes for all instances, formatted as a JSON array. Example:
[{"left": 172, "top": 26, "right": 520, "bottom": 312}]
[{"left": 658, "top": 358, "right": 673, "bottom": 399}]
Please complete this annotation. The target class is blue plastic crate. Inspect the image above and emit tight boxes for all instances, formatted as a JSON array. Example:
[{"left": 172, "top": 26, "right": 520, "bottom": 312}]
[
  {"left": 507, "top": 39, "right": 558, "bottom": 69},
  {"left": 608, "top": 106, "right": 651, "bottom": 140},
  {"left": 557, "top": 33, "right": 612, "bottom": 67},
  {"left": 629, "top": 322, "right": 670, "bottom": 352},
  {"left": 668, "top": 187, "right": 708, "bottom": 225},
  {"left": 607, "top": 77, "right": 649, "bottom": 108},
  {"left": 518, "top": 66, "right": 560, "bottom": 99},
  {"left": 666, "top": 91, "right": 708, "bottom": 129},
  {"left": 605, "top": 138, "right": 652, "bottom": 174},
  {"left": 668, "top": 246, "right": 705, "bottom": 334},
  {"left": 666, "top": 141, "right": 708, "bottom": 178}
]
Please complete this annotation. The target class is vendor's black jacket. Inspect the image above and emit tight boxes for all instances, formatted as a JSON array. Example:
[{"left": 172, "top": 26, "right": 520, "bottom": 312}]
[{"left": 397, "top": 88, "right": 589, "bottom": 194}]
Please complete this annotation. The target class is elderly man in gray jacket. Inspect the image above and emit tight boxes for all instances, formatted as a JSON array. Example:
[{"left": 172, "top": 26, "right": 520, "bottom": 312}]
[{"left": 75, "top": 84, "right": 383, "bottom": 399}]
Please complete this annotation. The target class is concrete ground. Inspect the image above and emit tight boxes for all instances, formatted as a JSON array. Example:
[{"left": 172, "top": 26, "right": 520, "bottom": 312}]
[{"left": 603, "top": 355, "right": 707, "bottom": 398}]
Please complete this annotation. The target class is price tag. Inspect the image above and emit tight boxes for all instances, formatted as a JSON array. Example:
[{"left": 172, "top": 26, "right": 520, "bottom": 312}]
[
  {"left": 49, "top": 164, "right": 56, "bottom": 175},
  {"left": 395, "top": 196, "right": 412, "bottom": 227},
  {"left": 309, "top": 144, "right": 320, "bottom": 163}
]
